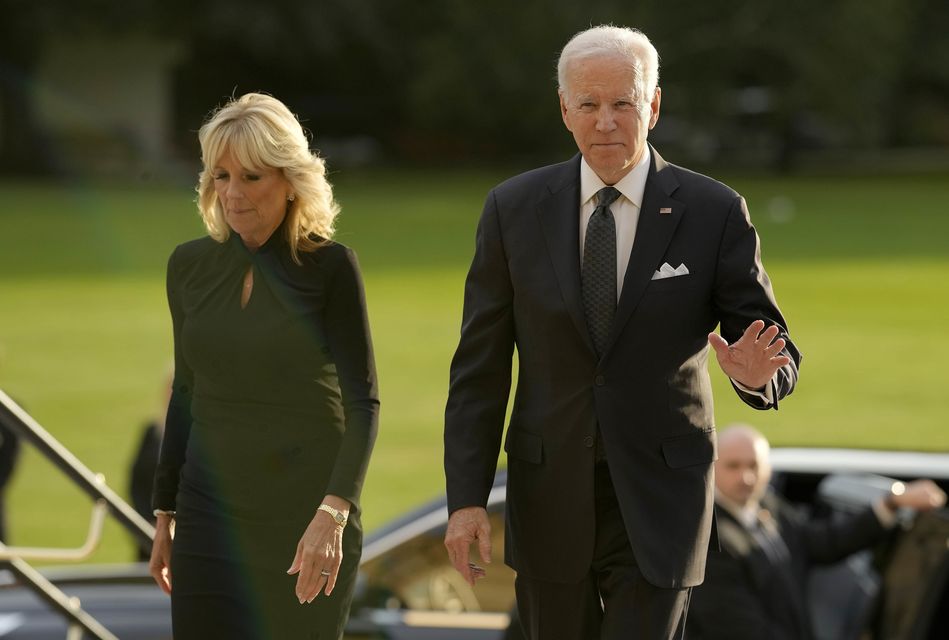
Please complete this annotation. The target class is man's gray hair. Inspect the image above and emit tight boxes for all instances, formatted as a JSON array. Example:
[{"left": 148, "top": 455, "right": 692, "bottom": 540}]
[{"left": 557, "top": 25, "right": 660, "bottom": 105}]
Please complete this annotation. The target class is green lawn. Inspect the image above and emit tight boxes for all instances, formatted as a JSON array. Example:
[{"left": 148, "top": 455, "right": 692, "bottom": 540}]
[{"left": 0, "top": 169, "right": 947, "bottom": 564}]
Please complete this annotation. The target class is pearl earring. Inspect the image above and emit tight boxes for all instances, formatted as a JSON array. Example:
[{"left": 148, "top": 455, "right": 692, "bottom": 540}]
[{"left": 287, "top": 194, "right": 296, "bottom": 202}]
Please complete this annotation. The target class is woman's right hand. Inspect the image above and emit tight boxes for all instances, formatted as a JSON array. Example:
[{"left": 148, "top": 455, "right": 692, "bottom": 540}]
[{"left": 149, "top": 514, "right": 174, "bottom": 594}]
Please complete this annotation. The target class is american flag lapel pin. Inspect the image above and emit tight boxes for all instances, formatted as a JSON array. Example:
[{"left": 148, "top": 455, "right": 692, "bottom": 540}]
[{"left": 659, "top": 207, "right": 672, "bottom": 215}]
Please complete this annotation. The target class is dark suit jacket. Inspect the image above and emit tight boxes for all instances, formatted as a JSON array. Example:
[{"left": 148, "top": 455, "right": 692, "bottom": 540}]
[
  {"left": 688, "top": 493, "right": 888, "bottom": 640},
  {"left": 444, "top": 147, "right": 801, "bottom": 588}
]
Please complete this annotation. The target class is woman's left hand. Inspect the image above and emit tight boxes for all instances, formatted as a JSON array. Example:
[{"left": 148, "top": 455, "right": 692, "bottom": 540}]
[{"left": 287, "top": 496, "right": 350, "bottom": 603}]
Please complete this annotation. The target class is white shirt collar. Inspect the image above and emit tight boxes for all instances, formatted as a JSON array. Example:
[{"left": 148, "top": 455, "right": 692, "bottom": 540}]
[
  {"left": 715, "top": 489, "right": 762, "bottom": 529},
  {"left": 580, "top": 145, "right": 651, "bottom": 209}
]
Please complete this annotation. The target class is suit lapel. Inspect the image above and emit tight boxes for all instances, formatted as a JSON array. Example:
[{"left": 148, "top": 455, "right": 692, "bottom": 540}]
[
  {"left": 603, "top": 147, "right": 685, "bottom": 355},
  {"left": 536, "top": 155, "right": 596, "bottom": 354}
]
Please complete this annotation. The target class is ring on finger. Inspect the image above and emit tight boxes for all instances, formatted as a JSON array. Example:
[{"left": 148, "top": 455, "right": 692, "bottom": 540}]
[{"left": 320, "top": 570, "right": 331, "bottom": 577}]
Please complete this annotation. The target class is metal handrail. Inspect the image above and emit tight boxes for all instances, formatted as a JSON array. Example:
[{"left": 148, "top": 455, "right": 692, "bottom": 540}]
[
  {"left": 5, "top": 557, "right": 119, "bottom": 640},
  {"left": 0, "top": 390, "right": 154, "bottom": 546},
  {"left": 0, "top": 388, "right": 157, "bottom": 639},
  {"left": 0, "top": 497, "right": 107, "bottom": 562}
]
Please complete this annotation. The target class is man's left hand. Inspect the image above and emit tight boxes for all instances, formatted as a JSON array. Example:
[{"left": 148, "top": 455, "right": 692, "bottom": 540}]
[
  {"left": 444, "top": 506, "right": 491, "bottom": 587},
  {"left": 709, "top": 319, "right": 791, "bottom": 390}
]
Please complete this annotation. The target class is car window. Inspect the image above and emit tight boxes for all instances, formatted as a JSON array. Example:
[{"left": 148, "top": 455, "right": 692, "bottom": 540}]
[{"left": 359, "top": 510, "right": 516, "bottom": 614}]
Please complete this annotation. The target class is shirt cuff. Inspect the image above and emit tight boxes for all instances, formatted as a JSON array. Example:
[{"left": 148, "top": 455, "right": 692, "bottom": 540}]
[{"left": 732, "top": 376, "right": 776, "bottom": 407}]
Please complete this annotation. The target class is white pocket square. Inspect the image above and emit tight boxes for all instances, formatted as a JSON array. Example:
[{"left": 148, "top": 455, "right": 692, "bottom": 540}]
[{"left": 651, "top": 262, "right": 690, "bottom": 280}]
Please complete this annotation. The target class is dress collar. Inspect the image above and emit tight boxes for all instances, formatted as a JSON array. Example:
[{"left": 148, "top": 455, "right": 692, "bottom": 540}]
[{"left": 229, "top": 214, "right": 290, "bottom": 257}]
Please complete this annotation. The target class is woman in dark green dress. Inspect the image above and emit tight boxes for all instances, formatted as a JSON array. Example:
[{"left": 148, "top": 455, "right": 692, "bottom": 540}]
[{"left": 148, "top": 93, "right": 379, "bottom": 639}]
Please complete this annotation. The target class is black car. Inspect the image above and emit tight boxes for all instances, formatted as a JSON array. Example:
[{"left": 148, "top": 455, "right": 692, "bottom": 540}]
[{"left": 0, "top": 448, "right": 946, "bottom": 639}]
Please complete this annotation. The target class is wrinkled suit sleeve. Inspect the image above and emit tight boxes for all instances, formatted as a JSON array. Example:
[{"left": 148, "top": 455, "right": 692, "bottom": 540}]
[
  {"left": 714, "top": 196, "right": 801, "bottom": 409},
  {"left": 444, "top": 191, "right": 515, "bottom": 513}
]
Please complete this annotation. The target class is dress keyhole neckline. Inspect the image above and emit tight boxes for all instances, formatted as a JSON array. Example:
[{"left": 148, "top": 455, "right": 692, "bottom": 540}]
[{"left": 240, "top": 266, "right": 254, "bottom": 310}]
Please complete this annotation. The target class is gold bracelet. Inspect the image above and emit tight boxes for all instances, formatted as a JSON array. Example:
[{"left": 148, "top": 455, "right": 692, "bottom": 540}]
[{"left": 317, "top": 504, "right": 348, "bottom": 528}]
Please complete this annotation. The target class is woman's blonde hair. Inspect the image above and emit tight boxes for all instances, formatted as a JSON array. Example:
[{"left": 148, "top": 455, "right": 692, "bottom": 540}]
[{"left": 196, "top": 93, "right": 340, "bottom": 263}]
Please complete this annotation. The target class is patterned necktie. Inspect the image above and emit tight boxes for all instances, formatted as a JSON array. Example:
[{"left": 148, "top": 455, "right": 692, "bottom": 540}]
[{"left": 582, "top": 186, "right": 621, "bottom": 357}]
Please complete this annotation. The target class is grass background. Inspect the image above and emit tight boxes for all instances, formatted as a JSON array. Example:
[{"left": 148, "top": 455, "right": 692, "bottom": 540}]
[{"left": 0, "top": 169, "right": 947, "bottom": 564}]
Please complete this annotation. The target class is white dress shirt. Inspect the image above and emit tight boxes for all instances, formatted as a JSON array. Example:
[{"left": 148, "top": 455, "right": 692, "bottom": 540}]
[
  {"left": 578, "top": 147, "right": 651, "bottom": 302},
  {"left": 577, "top": 146, "right": 775, "bottom": 405}
]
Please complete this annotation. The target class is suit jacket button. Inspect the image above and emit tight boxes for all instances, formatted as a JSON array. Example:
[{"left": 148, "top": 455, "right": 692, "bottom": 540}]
[
  {"left": 594, "top": 375, "right": 605, "bottom": 386},
  {"left": 583, "top": 435, "right": 595, "bottom": 448}
]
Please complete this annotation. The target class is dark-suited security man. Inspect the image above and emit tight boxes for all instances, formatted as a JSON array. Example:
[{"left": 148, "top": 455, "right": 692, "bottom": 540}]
[
  {"left": 443, "top": 25, "right": 802, "bottom": 640},
  {"left": 688, "top": 424, "right": 946, "bottom": 640}
]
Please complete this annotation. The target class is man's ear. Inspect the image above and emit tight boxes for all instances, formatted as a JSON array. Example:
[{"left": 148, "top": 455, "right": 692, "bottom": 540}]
[
  {"left": 648, "top": 87, "right": 662, "bottom": 130},
  {"left": 559, "top": 91, "right": 572, "bottom": 131}
]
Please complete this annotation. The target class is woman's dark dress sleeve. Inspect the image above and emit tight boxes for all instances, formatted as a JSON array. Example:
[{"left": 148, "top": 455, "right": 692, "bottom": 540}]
[
  {"left": 151, "top": 245, "right": 194, "bottom": 511},
  {"left": 322, "top": 246, "right": 379, "bottom": 507}
]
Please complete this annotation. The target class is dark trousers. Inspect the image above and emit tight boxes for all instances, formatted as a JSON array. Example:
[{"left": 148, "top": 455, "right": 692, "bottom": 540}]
[{"left": 514, "top": 461, "right": 691, "bottom": 640}]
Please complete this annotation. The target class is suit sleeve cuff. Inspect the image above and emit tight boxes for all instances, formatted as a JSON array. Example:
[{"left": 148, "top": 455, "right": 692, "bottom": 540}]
[{"left": 731, "top": 375, "right": 776, "bottom": 407}]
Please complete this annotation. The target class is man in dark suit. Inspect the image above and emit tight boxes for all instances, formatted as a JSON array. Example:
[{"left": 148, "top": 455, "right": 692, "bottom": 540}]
[
  {"left": 688, "top": 424, "right": 946, "bottom": 639},
  {"left": 443, "top": 25, "right": 802, "bottom": 639}
]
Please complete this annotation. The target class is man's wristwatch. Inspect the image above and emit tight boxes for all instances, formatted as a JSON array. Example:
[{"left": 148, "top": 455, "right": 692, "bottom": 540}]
[{"left": 318, "top": 504, "right": 348, "bottom": 528}]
